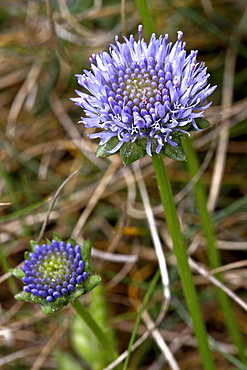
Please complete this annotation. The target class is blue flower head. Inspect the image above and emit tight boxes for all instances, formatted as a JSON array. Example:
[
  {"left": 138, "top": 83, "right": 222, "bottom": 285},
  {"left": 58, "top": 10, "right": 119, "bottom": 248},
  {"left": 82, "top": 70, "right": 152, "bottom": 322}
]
[
  {"left": 72, "top": 26, "right": 216, "bottom": 165},
  {"left": 11, "top": 235, "right": 101, "bottom": 314}
]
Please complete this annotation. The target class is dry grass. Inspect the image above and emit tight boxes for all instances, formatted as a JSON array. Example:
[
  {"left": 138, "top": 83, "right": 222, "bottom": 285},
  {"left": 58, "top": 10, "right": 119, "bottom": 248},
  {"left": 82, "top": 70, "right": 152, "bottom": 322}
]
[{"left": 1, "top": 0, "right": 247, "bottom": 369}]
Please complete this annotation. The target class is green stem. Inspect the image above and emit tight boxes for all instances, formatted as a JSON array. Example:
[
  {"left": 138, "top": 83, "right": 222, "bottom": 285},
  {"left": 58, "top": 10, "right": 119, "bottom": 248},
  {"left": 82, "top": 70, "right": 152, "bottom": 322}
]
[
  {"left": 71, "top": 299, "right": 115, "bottom": 359},
  {"left": 152, "top": 154, "right": 216, "bottom": 370},
  {"left": 183, "top": 137, "right": 246, "bottom": 364}
]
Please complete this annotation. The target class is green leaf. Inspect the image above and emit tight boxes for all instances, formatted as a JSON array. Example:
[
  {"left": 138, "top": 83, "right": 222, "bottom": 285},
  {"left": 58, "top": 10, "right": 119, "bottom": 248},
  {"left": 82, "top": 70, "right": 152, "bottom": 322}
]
[
  {"left": 194, "top": 117, "right": 211, "bottom": 130},
  {"left": 179, "top": 118, "right": 211, "bottom": 132},
  {"left": 83, "top": 275, "right": 101, "bottom": 293},
  {"left": 120, "top": 139, "right": 147, "bottom": 166},
  {"left": 70, "top": 287, "right": 85, "bottom": 300},
  {"left": 96, "top": 137, "right": 120, "bottom": 158},
  {"left": 90, "top": 284, "right": 117, "bottom": 360},
  {"left": 29, "top": 241, "right": 38, "bottom": 251},
  {"left": 10, "top": 267, "right": 25, "bottom": 280},
  {"left": 72, "top": 312, "right": 98, "bottom": 368},
  {"left": 159, "top": 132, "right": 187, "bottom": 161},
  {"left": 71, "top": 284, "right": 117, "bottom": 370},
  {"left": 52, "top": 232, "right": 62, "bottom": 242},
  {"left": 81, "top": 239, "right": 92, "bottom": 273},
  {"left": 15, "top": 291, "right": 47, "bottom": 305},
  {"left": 54, "top": 350, "right": 82, "bottom": 370},
  {"left": 24, "top": 251, "right": 30, "bottom": 260},
  {"left": 67, "top": 237, "right": 75, "bottom": 246},
  {"left": 41, "top": 298, "right": 69, "bottom": 315},
  {"left": 159, "top": 142, "right": 186, "bottom": 161}
]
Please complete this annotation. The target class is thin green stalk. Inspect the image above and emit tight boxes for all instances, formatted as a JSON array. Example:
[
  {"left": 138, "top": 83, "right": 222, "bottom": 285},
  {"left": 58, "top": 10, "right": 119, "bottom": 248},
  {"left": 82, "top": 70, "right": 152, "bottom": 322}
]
[
  {"left": 183, "top": 137, "right": 246, "bottom": 364},
  {"left": 71, "top": 299, "right": 116, "bottom": 359},
  {"left": 152, "top": 154, "right": 215, "bottom": 370},
  {"left": 0, "top": 243, "right": 18, "bottom": 295},
  {"left": 0, "top": 160, "right": 30, "bottom": 237},
  {"left": 123, "top": 269, "right": 161, "bottom": 370},
  {"left": 134, "top": 0, "right": 156, "bottom": 38}
]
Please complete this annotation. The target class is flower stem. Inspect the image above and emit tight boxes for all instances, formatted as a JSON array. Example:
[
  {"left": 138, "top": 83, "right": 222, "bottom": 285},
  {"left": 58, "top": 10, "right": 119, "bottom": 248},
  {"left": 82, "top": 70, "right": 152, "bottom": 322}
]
[
  {"left": 151, "top": 153, "right": 216, "bottom": 370},
  {"left": 183, "top": 137, "right": 247, "bottom": 364},
  {"left": 71, "top": 298, "right": 116, "bottom": 359}
]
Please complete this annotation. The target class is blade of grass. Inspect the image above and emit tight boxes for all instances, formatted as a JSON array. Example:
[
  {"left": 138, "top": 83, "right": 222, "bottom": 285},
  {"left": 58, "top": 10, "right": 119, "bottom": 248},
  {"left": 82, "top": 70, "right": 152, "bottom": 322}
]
[
  {"left": 0, "top": 243, "right": 18, "bottom": 294},
  {"left": 183, "top": 137, "right": 247, "bottom": 364},
  {"left": 177, "top": 7, "right": 247, "bottom": 59},
  {"left": 174, "top": 295, "right": 247, "bottom": 370},
  {"left": 123, "top": 269, "right": 160, "bottom": 370},
  {"left": 214, "top": 195, "right": 247, "bottom": 223},
  {"left": 0, "top": 160, "right": 31, "bottom": 237},
  {"left": 184, "top": 194, "right": 247, "bottom": 239},
  {"left": 134, "top": 0, "right": 155, "bottom": 38},
  {"left": 0, "top": 198, "right": 49, "bottom": 223}
]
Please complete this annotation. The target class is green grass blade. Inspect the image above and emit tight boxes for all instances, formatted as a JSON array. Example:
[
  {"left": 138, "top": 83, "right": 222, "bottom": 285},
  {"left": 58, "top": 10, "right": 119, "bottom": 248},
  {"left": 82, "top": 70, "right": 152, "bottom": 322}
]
[
  {"left": 184, "top": 194, "right": 247, "bottom": 239},
  {"left": 0, "top": 243, "right": 18, "bottom": 295},
  {"left": 123, "top": 269, "right": 160, "bottom": 370},
  {"left": 183, "top": 137, "right": 247, "bottom": 364},
  {"left": 134, "top": 0, "right": 155, "bottom": 38}
]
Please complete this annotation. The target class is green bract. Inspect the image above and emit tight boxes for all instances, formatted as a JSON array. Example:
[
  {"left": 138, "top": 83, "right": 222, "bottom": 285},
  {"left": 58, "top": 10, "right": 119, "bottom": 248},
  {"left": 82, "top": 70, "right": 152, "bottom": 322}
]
[{"left": 96, "top": 118, "right": 210, "bottom": 166}]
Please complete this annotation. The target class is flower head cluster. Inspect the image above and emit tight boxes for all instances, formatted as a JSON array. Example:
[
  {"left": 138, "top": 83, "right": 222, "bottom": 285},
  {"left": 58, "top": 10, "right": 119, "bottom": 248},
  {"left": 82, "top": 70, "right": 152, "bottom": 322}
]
[
  {"left": 21, "top": 239, "right": 87, "bottom": 302},
  {"left": 72, "top": 26, "right": 216, "bottom": 164},
  {"left": 11, "top": 236, "right": 101, "bottom": 314}
]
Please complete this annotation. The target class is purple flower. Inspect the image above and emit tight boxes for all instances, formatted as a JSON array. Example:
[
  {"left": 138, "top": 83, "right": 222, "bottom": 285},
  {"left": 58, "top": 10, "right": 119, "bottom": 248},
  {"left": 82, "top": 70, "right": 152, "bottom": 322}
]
[
  {"left": 21, "top": 240, "right": 88, "bottom": 302},
  {"left": 72, "top": 26, "right": 216, "bottom": 158},
  {"left": 11, "top": 237, "right": 101, "bottom": 314}
]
